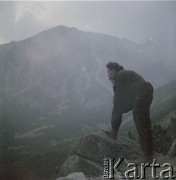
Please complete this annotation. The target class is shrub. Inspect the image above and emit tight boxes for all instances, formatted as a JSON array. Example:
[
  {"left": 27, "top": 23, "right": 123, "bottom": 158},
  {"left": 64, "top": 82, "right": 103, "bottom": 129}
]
[
  {"left": 152, "top": 124, "right": 172, "bottom": 155},
  {"left": 128, "top": 124, "right": 173, "bottom": 155}
]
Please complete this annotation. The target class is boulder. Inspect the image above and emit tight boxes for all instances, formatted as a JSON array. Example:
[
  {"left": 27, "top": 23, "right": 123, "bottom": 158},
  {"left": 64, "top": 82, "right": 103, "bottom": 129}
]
[
  {"left": 58, "top": 155, "right": 102, "bottom": 177},
  {"left": 72, "top": 134, "right": 141, "bottom": 163},
  {"left": 56, "top": 172, "right": 87, "bottom": 180},
  {"left": 57, "top": 133, "right": 141, "bottom": 178},
  {"left": 168, "top": 139, "right": 176, "bottom": 158},
  {"left": 57, "top": 172, "right": 120, "bottom": 180},
  {"left": 171, "top": 117, "right": 176, "bottom": 140}
]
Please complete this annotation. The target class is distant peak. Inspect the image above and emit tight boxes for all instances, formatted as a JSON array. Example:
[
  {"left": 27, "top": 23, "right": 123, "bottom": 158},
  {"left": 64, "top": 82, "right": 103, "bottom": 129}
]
[
  {"left": 54, "top": 25, "right": 79, "bottom": 31},
  {"left": 41, "top": 25, "right": 81, "bottom": 35}
]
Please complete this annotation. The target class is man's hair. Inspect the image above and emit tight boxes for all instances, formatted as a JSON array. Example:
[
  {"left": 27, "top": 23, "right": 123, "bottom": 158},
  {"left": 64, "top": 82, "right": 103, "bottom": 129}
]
[{"left": 106, "top": 62, "right": 124, "bottom": 72}]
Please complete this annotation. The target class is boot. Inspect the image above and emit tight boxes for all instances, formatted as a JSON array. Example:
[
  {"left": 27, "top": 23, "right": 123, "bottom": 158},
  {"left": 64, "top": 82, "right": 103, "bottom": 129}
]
[{"left": 103, "top": 128, "right": 118, "bottom": 140}]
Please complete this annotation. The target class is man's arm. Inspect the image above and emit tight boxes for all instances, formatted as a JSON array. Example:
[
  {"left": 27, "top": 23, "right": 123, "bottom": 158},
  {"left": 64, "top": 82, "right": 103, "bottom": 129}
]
[
  {"left": 111, "top": 72, "right": 125, "bottom": 130},
  {"left": 111, "top": 96, "right": 123, "bottom": 132},
  {"left": 111, "top": 75, "right": 123, "bottom": 130}
]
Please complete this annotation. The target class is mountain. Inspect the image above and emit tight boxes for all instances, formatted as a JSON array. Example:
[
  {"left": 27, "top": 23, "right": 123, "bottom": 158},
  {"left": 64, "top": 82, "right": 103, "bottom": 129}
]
[
  {"left": 151, "top": 80, "right": 176, "bottom": 125},
  {"left": 1, "top": 25, "right": 175, "bottom": 134},
  {"left": 0, "top": 25, "right": 176, "bottom": 180},
  {"left": 1, "top": 25, "right": 175, "bottom": 108}
]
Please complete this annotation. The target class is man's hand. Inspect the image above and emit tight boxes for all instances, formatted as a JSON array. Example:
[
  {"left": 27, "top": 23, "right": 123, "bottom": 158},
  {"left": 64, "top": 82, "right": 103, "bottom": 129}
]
[{"left": 102, "top": 128, "right": 118, "bottom": 140}]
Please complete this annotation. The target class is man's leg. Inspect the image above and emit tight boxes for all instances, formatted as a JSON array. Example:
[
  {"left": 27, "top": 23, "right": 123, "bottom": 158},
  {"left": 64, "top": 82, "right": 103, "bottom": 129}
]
[{"left": 133, "top": 94, "right": 153, "bottom": 162}]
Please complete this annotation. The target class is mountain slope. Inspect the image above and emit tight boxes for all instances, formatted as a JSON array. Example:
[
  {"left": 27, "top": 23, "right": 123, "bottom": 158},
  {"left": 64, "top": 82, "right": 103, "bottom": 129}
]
[
  {"left": 151, "top": 80, "right": 176, "bottom": 125},
  {"left": 0, "top": 25, "right": 176, "bottom": 180}
]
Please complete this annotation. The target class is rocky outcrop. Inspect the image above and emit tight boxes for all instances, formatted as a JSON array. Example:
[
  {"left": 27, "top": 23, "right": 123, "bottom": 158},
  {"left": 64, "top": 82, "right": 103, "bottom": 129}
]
[
  {"left": 168, "top": 116, "right": 176, "bottom": 158},
  {"left": 171, "top": 116, "right": 176, "bottom": 140},
  {"left": 168, "top": 139, "right": 176, "bottom": 158},
  {"left": 58, "top": 154, "right": 102, "bottom": 177},
  {"left": 57, "top": 133, "right": 142, "bottom": 178},
  {"left": 72, "top": 134, "right": 141, "bottom": 163},
  {"left": 56, "top": 172, "right": 120, "bottom": 180},
  {"left": 56, "top": 172, "right": 87, "bottom": 180}
]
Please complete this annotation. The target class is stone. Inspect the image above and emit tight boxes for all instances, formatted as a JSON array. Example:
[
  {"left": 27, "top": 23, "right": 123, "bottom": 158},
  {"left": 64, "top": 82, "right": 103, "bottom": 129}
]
[
  {"left": 56, "top": 172, "right": 87, "bottom": 180},
  {"left": 57, "top": 155, "right": 102, "bottom": 177},
  {"left": 171, "top": 117, "right": 176, "bottom": 140},
  {"left": 72, "top": 134, "right": 141, "bottom": 164},
  {"left": 57, "top": 133, "right": 141, "bottom": 178},
  {"left": 168, "top": 139, "right": 176, "bottom": 158}
]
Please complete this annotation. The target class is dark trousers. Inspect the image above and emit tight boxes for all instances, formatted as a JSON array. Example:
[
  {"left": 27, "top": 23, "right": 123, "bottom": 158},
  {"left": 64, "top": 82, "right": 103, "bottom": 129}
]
[
  {"left": 133, "top": 94, "right": 153, "bottom": 156},
  {"left": 111, "top": 93, "right": 153, "bottom": 156}
]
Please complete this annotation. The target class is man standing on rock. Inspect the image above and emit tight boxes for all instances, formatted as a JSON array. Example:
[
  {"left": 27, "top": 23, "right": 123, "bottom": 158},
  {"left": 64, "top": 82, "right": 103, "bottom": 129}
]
[{"left": 104, "top": 62, "right": 154, "bottom": 163}]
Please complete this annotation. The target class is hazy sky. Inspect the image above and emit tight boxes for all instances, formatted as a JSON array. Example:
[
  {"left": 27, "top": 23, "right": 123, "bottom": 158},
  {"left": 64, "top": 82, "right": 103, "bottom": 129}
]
[{"left": 0, "top": 1, "right": 176, "bottom": 45}]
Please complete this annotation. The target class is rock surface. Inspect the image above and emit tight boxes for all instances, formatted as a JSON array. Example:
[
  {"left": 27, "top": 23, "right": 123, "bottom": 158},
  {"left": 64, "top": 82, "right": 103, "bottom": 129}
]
[
  {"left": 56, "top": 133, "right": 176, "bottom": 180},
  {"left": 168, "top": 139, "right": 176, "bottom": 158},
  {"left": 168, "top": 116, "right": 176, "bottom": 158},
  {"left": 171, "top": 116, "right": 176, "bottom": 140},
  {"left": 58, "top": 154, "right": 102, "bottom": 177},
  {"left": 57, "top": 133, "right": 141, "bottom": 178},
  {"left": 72, "top": 134, "right": 141, "bottom": 163},
  {"left": 56, "top": 172, "right": 87, "bottom": 180}
]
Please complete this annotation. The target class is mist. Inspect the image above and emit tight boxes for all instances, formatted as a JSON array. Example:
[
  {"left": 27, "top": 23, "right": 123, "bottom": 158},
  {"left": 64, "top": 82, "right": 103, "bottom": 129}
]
[
  {"left": 0, "top": 2, "right": 176, "bottom": 44},
  {"left": 0, "top": 2, "right": 176, "bottom": 180}
]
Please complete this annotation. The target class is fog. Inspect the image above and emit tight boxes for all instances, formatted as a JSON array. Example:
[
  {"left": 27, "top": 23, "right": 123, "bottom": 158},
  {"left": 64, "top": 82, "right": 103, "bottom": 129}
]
[
  {"left": 0, "top": 1, "right": 175, "bottom": 44},
  {"left": 0, "top": 2, "right": 176, "bottom": 179}
]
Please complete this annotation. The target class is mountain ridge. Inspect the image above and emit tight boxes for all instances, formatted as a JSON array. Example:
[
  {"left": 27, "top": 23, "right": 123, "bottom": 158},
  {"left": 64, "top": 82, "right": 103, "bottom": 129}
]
[
  {"left": 0, "top": 25, "right": 176, "bottom": 180},
  {"left": 0, "top": 25, "right": 134, "bottom": 46}
]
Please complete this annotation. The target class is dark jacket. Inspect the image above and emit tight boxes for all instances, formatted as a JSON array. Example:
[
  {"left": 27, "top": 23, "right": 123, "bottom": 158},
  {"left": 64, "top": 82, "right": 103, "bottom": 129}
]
[{"left": 113, "top": 69, "right": 153, "bottom": 113}]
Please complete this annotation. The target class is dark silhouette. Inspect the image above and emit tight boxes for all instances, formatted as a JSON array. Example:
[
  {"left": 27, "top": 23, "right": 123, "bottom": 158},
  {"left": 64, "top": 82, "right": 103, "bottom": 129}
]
[{"left": 104, "top": 62, "right": 154, "bottom": 163}]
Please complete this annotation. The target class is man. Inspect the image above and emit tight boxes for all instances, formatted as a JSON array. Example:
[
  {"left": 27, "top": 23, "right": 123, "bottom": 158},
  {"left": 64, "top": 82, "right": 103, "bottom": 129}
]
[{"left": 104, "top": 62, "right": 154, "bottom": 163}]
